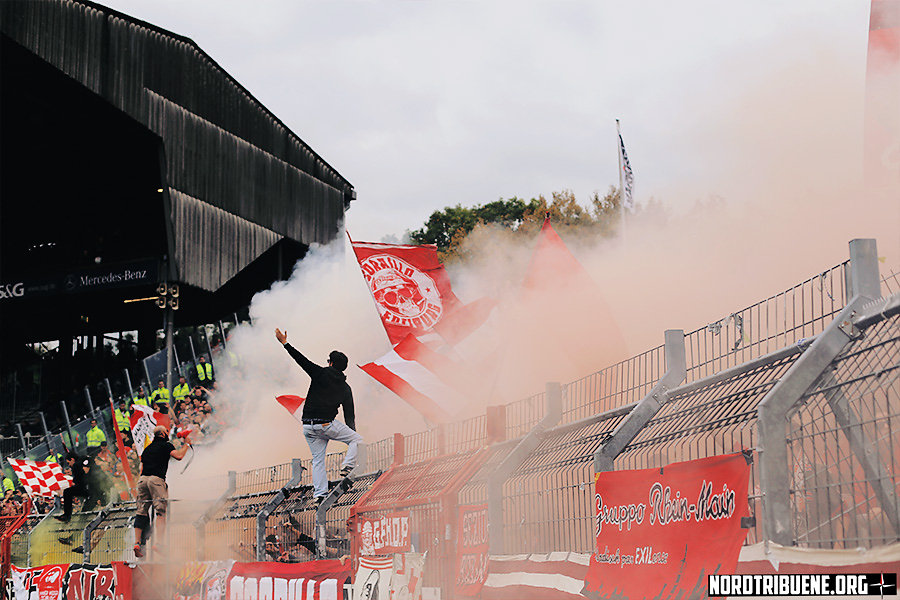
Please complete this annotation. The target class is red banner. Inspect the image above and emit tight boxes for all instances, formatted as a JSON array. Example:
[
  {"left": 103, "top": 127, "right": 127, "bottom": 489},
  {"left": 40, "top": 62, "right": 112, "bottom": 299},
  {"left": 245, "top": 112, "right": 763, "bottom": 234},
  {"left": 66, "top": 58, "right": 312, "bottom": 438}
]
[
  {"left": 226, "top": 560, "right": 351, "bottom": 600},
  {"left": 9, "top": 563, "right": 132, "bottom": 600},
  {"left": 358, "top": 511, "right": 411, "bottom": 556},
  {"left": 455, "top": 504, "right": 489, "bottom": 596},
  {"left": 351, "top": 241, "right": 462, "bottom": 345},
  {"left": 583, "top": 453, "right": 751, "bottom": 599}
]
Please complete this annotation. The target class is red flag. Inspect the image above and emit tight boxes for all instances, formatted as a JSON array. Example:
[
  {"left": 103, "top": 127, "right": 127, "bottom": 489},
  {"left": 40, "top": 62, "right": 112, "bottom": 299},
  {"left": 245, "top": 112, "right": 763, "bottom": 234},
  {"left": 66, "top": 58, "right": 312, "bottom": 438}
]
[
  {"left": 276, "top": 394, "right": 305, "bottom": 424},
  {"left": 109, "top": 397, "right": 136, "bottom": 498},
  {"left": 865, "top": 0, "right": 900, "bottom": 188},
  {"left": 360, "top": 334, "right": 477, "bottom": 423},
  {"left": 7, "top": 459, "right": 72, "bottom": 498},
  {"left": 514, "top": 217, "right": 626, "bottom": 376},
  {"left": 351, "top": 239, "right": 494, "bottom": 346},
  {"left": 351, "top": 240, "right": 461, "bottom": 345}
]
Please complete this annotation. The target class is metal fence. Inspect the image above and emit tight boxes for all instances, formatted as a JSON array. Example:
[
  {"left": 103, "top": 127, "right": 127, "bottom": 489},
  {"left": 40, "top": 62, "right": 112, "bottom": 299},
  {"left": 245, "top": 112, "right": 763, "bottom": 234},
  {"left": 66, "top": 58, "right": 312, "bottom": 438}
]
[
  {"left": 787, "top": 305, "right": 899, "bottom": 549},
  {"left": 6, "top": 243, "right": 897, "bottom": 594}
]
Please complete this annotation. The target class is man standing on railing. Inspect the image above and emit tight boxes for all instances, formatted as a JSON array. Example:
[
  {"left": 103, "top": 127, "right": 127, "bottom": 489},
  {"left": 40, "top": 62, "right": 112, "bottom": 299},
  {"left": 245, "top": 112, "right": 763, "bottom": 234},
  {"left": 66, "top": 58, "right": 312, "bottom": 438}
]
[
  {"left": 133, "top": 425, "right": 190, "bottom": 558},
  {"left": 274, "top": 328, "right": 361, "bottom": 506}
]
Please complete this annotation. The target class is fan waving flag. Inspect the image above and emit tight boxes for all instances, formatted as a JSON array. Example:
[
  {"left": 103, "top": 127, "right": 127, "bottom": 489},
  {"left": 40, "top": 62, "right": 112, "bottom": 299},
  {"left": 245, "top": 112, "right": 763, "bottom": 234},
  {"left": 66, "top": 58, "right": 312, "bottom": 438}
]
[
  {"left": 360, "top": 334, "right": 474, "bottom": 423},
  {"left": 7, "top": 458, "right": 72, "bottom": 498},
  {"left": 276, "top": 394, "right": 306, "bottom": 424},
  {"left": 129, "top": 404, "right": 170, "bottom": 456}
]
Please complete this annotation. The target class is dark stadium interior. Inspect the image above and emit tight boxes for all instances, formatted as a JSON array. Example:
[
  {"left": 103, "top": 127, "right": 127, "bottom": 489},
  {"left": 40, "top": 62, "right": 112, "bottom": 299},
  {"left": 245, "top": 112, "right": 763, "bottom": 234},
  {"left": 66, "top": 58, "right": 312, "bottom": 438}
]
[{"left": 0, "top": 35, "right": 309, "bottom": 426}]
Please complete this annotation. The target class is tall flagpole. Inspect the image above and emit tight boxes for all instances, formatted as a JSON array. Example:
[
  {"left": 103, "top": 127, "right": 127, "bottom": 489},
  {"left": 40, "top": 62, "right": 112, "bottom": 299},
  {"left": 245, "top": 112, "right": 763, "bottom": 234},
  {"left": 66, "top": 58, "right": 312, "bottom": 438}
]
[{"left": 616, "top": 119, "right": 626, "bottom": 241}]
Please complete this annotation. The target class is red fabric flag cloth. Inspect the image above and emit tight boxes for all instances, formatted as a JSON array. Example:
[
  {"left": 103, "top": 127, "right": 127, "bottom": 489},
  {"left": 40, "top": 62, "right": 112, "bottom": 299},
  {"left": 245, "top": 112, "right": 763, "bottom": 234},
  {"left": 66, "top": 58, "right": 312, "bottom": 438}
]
[
  {"left": 351, "top": 240, "right": 462, "bottom": 345},
  {"left": 7, "top": 459, "right": 73, "bottom": 497},
  {"left": 276, "top": 394, "right": 306, "bottom": 423},
  {"left": 350, "top": 239, "right": 494, "bottom": 346},
  {"left": 582, "top": 452, "right": 751, "bottom": 599},
  {"left": 360, "top": 333, "right": 477, "bottom": 423},
  {"left": 511, "top": 217, "right": 627, "bottom": 379}
]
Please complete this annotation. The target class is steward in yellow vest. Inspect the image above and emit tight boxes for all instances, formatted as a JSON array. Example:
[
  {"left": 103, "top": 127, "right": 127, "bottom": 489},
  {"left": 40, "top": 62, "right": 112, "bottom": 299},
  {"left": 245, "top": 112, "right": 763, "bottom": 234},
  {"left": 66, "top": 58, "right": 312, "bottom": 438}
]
[
  {"left": 115, "top": 400, "right": 132, "bottom": 432},
  {"left": 173, "top": 376, "right": 191, "bottom": 404},
  {"left": 150, "top": 380, "right": 170, "bottom": 406},
  {"left": 196, "top": 356, "right": 214, "bottom": 382},
  {"left": 86, "top": 418, "right": 107, "bottom": 449}
]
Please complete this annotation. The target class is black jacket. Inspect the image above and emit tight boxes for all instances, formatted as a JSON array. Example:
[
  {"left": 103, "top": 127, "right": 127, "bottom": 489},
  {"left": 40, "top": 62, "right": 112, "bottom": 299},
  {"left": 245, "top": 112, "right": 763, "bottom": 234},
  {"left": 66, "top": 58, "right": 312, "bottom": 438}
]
[{"left": 283, "top": 343, "right": 356, "bottom": 430}]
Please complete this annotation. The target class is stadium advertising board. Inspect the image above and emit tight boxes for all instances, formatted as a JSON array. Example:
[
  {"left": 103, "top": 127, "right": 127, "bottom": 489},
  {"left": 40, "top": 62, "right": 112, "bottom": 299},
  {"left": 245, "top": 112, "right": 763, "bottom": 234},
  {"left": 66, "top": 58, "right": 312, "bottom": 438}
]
[
  {"left": 583, "top": 452, "right": 751, "bottom": 599},
  {"left": 8, "top": 563, "right": 132, "bottom": 600},
  {"left": 358, "top": 511, "right": 411, "bottom": 556},
  {"left": 225, "top": 560, "right": 351, "bottom": 600},
  {"left": 455, "top": 504, "right": 488, "bottom": 596}
]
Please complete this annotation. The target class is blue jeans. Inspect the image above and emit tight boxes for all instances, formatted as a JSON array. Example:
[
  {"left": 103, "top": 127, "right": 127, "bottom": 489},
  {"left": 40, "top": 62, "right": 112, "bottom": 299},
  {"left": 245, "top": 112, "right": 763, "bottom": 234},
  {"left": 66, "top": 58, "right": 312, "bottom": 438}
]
[{"left": 303, "top": 421, "right": 362, "bottom": 498}]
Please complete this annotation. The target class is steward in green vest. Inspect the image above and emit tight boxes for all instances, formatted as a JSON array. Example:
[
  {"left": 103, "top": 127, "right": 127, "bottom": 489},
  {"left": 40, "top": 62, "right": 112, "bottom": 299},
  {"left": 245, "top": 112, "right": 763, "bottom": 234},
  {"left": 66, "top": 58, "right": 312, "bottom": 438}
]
[
  {"left": 45, "top": 451, "right": 64, "bottom": 464},
  {"left": 172, "top": 376, "right": 191, "bottom": 404},
  {"left": 133, "top": 387, "right": 150, "bottom": 407},
  {"left": 150, "top": 380, "right": 170, "bottom": 404},
  {"left": 196, "top": 355, "right": 214, "bottom": 383},
  {"left": 115, "top": 400, "right": 132, "bottom": 432},
  {"left": 2, "top": 475, "right": 13, "bottom": 493},
  {"left": 86, "top": 418, "right": 107, "bottom": 450}
]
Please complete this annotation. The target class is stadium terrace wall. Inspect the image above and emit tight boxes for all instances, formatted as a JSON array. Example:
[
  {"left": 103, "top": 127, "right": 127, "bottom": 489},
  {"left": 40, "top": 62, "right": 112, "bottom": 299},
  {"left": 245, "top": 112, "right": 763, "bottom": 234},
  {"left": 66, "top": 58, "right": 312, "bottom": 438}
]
[
  {"left": 6, "top": 241, "right": 899, "bottom": 597},
  {"left": 0, "top": 0, "right": 353, "bottom": 292}
]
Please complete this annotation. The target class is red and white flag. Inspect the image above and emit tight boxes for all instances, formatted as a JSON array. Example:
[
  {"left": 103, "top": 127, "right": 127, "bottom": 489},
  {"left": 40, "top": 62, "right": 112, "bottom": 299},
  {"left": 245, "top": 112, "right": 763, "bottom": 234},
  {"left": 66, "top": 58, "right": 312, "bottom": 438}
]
[
  {"left": 360, "top": 334, "right": 475, "bottom": 423},
  {"left": 351, "top": 240, "right": 462, "bottom": 345},
  {"left": 482, "top": 553, "right": 590, "bottom": 600},
  {"left": 276, "top": 394, "right": 305, "bottom": 423},
  {"left": 130, "top": 404, "right": 169, "bottom": 456},
  {"left": 350, "top": 239, "right": 493, "bottom": 346},
  {"left": 7, "top": 458, "right": 73, "bottom": 498}
]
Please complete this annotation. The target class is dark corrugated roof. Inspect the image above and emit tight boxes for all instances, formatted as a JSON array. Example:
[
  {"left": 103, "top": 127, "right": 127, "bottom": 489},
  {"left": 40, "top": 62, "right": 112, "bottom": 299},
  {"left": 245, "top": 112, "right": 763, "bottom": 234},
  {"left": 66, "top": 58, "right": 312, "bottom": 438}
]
[{"left": 1, "top": 0, "right": 353, "bottom": 292}]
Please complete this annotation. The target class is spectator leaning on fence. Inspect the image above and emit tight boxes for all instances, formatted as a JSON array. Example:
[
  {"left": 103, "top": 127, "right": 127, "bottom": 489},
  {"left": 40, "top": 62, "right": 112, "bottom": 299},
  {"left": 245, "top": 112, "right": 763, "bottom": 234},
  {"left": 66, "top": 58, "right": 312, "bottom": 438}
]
[{"left": 196, "top": 355, "right": 214, "bottom": 384}]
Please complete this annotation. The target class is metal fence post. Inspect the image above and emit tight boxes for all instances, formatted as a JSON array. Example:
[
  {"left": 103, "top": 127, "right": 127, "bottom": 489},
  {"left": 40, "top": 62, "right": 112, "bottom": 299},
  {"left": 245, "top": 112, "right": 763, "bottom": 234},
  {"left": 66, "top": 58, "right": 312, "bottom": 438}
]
[
  {"left": 84, "top": 386, "right": 95, "bottom": 418},
  {"left": 594, "top": 329, "right": 686, "bottom": 473},
  {"left": 124, "top": 369, "right": 134, "bottom": 400},
  {"left": 257, "top": 459, "right": 305, "bottom": 561},
  {"left": 61, "top": 401, "right": 75, "bottom": 451},
  {"left": 488, "top": 381, "right": 563, "bottom": 554},
  {"left": 757, "top": 239, "right": 881, "bottom": 546},
  {"left": 83, "top": 509, "right": 105, "bottom": 563},
  {"left": 16, "top": 424, "right": 27, "bottom": 454}
]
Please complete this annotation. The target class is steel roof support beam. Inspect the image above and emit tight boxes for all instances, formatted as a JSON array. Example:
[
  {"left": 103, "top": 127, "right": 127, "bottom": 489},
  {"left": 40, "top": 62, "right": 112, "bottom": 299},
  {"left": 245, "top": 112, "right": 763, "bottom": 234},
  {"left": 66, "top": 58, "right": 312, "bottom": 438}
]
[
  {"left": 488, "top": 381, "right": 562, "bottom": 554},
  {"left": 593, "top": 329, "right": 686, "bottom": 473},
  {"left": 758, "top": 239, "right": 880, "bottom": 546}
]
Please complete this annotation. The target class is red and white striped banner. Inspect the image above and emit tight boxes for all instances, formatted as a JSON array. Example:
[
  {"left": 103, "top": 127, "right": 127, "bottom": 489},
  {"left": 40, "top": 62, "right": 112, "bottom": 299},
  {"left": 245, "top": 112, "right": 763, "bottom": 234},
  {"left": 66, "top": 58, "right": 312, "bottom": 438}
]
[{"left": 482, "top": 553, "right": 590, "bottom": 600}]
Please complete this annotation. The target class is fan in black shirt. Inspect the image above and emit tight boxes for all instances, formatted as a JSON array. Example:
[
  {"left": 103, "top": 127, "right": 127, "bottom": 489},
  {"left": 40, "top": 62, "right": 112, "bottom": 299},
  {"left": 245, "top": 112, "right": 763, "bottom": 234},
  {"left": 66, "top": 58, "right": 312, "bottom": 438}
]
[{"left": 132, "top": 425, "right": 190, "bottom": 558}]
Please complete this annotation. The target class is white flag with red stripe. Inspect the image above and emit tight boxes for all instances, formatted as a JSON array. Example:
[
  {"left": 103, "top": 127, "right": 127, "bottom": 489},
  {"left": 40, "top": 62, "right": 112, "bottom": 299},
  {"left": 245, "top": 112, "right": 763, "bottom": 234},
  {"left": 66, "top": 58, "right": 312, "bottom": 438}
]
[
  {"left": 276, "top": 395, "right": 306, "bottom": 423},
  {"left": 7, "top": 458, "right": 73, "bottom": 498},
  {"left": 359, "top": 334, "right": 474, "bottom": 423},
  {"left": 482, "top": 553, "right": 590, "bottom": 600},
  {"left": 129, "top": 404, "right": 169, "bottom": 456}
]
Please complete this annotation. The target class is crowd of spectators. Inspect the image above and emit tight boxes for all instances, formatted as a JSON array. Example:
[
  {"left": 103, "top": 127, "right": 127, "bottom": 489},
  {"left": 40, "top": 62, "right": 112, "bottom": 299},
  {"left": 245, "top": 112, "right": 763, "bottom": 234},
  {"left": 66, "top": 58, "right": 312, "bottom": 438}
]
[{"left": 2, "top": 376, "right": 226, "bottom": 519}]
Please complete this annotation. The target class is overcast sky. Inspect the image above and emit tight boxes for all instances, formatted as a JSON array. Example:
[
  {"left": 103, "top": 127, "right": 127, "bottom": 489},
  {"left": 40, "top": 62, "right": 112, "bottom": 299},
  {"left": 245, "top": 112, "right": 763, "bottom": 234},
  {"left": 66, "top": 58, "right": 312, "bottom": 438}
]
[{"left": 97, "top": 0, "right": 872, "bottom": 242}]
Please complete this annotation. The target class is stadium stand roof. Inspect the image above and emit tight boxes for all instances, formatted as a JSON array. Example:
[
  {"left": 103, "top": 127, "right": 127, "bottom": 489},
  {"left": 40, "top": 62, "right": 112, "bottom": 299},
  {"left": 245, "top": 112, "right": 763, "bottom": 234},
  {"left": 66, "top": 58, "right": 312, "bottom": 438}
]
[{"left": 0, "top": 0, "right": 354, "bottom": 342}]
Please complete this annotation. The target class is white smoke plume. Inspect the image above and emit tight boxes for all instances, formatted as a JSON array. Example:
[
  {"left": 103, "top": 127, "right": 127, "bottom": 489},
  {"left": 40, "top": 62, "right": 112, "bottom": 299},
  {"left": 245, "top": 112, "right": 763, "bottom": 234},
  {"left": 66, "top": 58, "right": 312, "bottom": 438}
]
[{"left": 169, "top": 15, "right": 899, "bottom": 500}]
